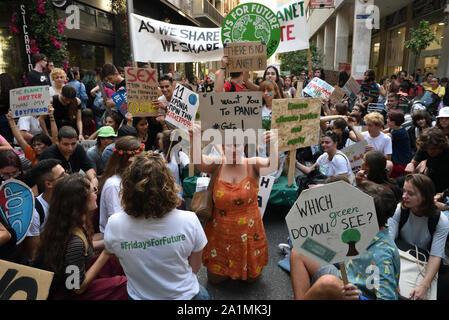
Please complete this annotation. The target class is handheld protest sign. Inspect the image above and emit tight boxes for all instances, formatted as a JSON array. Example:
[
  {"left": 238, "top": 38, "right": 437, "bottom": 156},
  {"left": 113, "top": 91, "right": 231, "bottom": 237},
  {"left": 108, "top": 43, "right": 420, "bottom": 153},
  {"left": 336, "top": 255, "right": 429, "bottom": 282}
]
[
  {"left": 258, "top": 175, "right": 275, "bottom": 219},
  {"left": 125, "top": 67, "right": 159, "bottom": 117},
  {"left": 285, "top": 181, "right": 379, "bottom": 265},
  {"left": 344, "top": 77, "right": 361, "bottom": 97},
  {"left": 222, "top": 3, "right": 281, "bottom": 58},
  {"left": 223, "top": 42, "right": 267, "bottom": 73},
  {"left": 166, "top": 83, "right": 199, "bottom": 132},
  {"left": 10, "top": 86, "right": 50, "bottom": 118},
  {"left": 341, "top": 140, "right": 368, "bottom": 173},
  {"left": 270, "top": 98, "right": 321, "bottom": 153},
  {"left": 112, "top": 90, "right": 128, "bottom": 117},
  {"left": 199, "top": 91, "right": 263, "bottom": 144},
  {"left": 302, "top": 77, "right": 335, "bottom": 100},
  {"left": 329, "top": 87, "right": 347, "bottom": 105},
  {"left": 0, "top": 259, "right": 54, "bottom": 300},
  {"left": 0, "top": 179, "right": 34, "bottom": 244}
]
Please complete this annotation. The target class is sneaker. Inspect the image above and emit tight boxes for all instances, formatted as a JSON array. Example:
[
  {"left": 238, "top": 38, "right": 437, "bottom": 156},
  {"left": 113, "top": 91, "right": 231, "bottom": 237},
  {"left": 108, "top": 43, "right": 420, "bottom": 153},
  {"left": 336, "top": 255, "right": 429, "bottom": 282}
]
[{"left": 278, "top": 243, "right": 290, "bottom": 255}]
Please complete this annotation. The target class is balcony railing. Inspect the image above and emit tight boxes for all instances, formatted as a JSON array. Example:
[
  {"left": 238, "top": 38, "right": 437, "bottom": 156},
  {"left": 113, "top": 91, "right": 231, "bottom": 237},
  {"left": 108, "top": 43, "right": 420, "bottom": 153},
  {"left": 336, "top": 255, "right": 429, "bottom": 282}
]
[{"left": 193, "top": 0, "right": 224, "bottom": 27}]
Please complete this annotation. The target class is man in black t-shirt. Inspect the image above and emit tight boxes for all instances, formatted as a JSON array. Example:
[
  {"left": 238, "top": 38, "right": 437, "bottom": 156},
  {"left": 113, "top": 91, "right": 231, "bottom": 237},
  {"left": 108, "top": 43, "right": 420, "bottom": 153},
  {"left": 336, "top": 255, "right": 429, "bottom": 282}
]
[
  {"left": 27, "top": 54, "right": 51, "bottom": 87},
  {"left": 39, "top": 126, "right": 97, "bottom": 187}
]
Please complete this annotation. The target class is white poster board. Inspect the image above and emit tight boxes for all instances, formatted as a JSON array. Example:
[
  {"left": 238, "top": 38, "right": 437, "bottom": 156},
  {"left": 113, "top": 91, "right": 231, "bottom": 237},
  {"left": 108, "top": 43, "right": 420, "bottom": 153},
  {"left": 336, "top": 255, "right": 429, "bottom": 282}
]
[
  {"left": 166, "top": 83, "right": 199, "bottom": 132},
  {"left": 302, "top": 77, "right": 335, "bottom": 100},
  {"left": 10, "top": 86, "right": 50, "bottom": 118},
  {"left": 258, "top": 175, "right": 275, "bottom": 218},
  {"left": 341, "top": 140, "right": 368, "bottom": 173},
  {"left": 285, "top": 181, "right": 378, "bottom": 265}
]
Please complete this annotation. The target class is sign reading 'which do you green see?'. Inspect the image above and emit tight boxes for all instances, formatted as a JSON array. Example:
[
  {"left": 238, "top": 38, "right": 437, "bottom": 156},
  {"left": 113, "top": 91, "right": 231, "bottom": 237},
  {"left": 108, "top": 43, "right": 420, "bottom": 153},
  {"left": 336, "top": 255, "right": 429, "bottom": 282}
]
[
  {"left": 286, "top": 181, "right": 379, "bottom": 265},
  {"left": 222, "top": 3, "right": 281, "bottom": 58}
]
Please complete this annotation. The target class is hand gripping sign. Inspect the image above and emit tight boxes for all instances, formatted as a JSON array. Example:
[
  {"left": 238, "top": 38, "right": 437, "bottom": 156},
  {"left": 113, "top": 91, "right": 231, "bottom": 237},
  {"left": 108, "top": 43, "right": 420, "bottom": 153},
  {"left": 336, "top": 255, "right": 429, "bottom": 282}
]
[
  {"left": 0, "top": 179, "right": 34, "bottom": 244},
  {"left": 286, "top": 181, "right": 379, "bottom": 265}
]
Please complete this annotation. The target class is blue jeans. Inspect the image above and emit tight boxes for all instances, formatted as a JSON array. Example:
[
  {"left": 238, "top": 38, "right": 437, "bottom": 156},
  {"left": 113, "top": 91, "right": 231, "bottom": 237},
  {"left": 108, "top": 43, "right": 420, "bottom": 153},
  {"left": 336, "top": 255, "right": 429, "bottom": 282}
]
[{"left": 192, "top": 285, "right": 210, "bottom": 300}]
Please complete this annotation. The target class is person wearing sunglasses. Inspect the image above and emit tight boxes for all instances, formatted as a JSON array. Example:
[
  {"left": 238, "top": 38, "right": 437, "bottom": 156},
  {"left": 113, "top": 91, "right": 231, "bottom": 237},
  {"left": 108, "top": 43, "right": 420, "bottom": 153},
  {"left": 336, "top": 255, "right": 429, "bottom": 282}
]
[
  {"left": 0, "top": 149, "right": 25, "bottom": 184},
  {"left": 27, "top": 53, "right": 51, "bottom": 87}
]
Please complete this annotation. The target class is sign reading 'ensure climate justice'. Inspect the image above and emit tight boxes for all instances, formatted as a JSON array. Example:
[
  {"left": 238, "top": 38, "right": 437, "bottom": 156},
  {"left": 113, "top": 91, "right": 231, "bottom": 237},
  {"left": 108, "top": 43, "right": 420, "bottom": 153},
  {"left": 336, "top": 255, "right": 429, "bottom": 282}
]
[
  {"left": 270, "top": 98, "right": 321, "bottom": 152},
  {"left": 286, "top": 181, "right": 379, "bottom": 265},
  {"left": 10, "top": 86, "right": 50, "bottom": 118}
]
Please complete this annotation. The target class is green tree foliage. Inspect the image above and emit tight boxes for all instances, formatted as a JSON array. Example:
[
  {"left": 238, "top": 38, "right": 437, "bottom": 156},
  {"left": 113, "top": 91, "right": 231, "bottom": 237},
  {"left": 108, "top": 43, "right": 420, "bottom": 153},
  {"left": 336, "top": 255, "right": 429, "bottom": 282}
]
[
  {"left": 405, "top": 20, "right": 439, "bottom": 71},
  {"left": 111, "top": 0, "right": 131, "bottom": 67},
  {"left": 278, "top": 44, "right": 323, "bottom": 76},
  {"left": 26, "top": 0, "right": 69, "bottom": 69}
]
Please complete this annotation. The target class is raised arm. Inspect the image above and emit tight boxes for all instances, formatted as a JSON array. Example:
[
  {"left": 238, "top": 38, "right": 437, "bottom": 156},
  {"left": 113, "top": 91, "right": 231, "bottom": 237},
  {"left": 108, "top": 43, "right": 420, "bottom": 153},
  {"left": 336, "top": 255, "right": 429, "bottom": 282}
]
[{"left": 7, "top": 111, "right": 28, "bottom": 153}]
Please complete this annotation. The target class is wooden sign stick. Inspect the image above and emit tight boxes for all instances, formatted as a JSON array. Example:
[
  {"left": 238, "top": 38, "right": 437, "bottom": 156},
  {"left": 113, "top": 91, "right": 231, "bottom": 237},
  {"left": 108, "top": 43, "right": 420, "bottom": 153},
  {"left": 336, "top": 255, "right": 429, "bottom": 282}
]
[
  {"left": 340, "top": 262, "right": 349, "bottom": 285},
  {"left": 288, "top": 149, "right": 296, "bottom": 187},
  {"left": 189, "top": 135, "right": 195, "bottom": 178}
]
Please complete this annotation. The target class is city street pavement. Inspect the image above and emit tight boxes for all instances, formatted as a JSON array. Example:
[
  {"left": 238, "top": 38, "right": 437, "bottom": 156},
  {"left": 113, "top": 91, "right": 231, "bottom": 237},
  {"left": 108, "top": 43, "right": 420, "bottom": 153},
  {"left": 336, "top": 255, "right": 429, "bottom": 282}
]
[{"left": 197, "top": 204, "right": 295, "bottom": 300}]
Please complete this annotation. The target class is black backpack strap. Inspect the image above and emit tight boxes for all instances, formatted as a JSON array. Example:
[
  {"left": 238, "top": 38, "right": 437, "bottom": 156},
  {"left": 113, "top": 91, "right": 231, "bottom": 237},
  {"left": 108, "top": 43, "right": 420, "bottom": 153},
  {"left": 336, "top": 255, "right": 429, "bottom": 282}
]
[
  {"left": 428, "top": 212, "right": 441, "bottom": 249},
  {"left": 34, "top": 197, "right": 45, "bottom": 226},
  {"left": 230, "top": 81, "right": 236, "bottom": 92},
  {"left": 398, "top": 206, "right": 410, "bottom": 233}
]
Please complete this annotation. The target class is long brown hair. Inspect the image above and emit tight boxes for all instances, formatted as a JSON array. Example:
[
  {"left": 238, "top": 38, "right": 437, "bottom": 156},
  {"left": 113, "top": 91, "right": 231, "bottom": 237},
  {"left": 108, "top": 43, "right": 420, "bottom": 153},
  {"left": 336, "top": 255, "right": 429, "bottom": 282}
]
[
  {"left": 98, "top": 136, "right": 143, "bottom": 194},
  {"left": 403, "top": 174, "right": 437, "bottom": 217},
  {"left": 37, "top": 174, "right": 93, "bottom": 275}
]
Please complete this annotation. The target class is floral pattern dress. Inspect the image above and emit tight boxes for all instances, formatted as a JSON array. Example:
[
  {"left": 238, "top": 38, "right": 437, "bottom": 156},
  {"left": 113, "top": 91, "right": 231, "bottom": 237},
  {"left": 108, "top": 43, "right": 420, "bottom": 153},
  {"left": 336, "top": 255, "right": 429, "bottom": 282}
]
[{"left": 202, "top": 162, "right": 268, "bottom": 280}]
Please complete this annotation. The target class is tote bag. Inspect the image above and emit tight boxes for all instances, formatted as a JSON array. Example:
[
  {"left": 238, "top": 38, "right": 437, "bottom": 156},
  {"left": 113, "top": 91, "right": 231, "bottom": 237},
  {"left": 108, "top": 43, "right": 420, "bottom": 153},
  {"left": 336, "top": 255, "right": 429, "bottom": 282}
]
[{"left": 398, "top": 246, "right": 438, "bottom": 300}]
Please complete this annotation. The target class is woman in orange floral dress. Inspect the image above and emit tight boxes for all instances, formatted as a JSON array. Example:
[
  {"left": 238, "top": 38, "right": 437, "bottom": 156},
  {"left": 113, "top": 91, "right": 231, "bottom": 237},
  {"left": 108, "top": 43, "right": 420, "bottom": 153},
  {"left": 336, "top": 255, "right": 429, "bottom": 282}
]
[{"left": 190, "top": 126, "right": 279, "bottom": 284}]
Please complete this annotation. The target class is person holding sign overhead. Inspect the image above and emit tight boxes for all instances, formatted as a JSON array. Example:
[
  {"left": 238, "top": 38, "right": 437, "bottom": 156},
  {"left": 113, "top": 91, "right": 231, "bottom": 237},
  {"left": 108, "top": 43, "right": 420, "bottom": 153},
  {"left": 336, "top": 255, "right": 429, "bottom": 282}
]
[
  {"left": 190, "top": 124, "right": 278, "bottom": 284},
  {"left": 290, "top": 181, "right": 400, "bottom": 300}
]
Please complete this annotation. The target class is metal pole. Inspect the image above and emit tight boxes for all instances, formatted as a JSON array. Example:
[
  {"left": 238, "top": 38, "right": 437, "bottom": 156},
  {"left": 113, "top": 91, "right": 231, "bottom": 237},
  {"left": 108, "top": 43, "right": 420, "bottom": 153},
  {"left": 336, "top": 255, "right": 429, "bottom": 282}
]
[{"left": 127, "top": 0, "right": 136, "bottom": 65}]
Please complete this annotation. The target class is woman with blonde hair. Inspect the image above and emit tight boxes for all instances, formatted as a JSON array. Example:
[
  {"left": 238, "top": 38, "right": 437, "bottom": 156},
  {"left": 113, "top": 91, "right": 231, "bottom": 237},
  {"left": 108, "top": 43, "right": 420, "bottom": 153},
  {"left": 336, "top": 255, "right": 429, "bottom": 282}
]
[
  {"left": 49, "top": 68, "right": 67, "bottom": 96},
  {"left": 104, "top": 151, "right": 209, "bottom": 300}
]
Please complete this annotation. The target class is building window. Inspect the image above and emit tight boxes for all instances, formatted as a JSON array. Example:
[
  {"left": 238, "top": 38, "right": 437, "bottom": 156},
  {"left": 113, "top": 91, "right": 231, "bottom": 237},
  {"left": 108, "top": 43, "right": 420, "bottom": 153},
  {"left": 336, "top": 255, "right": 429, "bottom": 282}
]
[
  {"left": 0, "top": 28, "right": 21, "bottom": 78},
  {"left": 386, "top": 26, "right": 406, "bottom": 76},
  {"left": 78, "top": 4, "right": 97, "bottom": 27},
  {"left": 97, "top": 11, "right": 113, "bottom": 31}
]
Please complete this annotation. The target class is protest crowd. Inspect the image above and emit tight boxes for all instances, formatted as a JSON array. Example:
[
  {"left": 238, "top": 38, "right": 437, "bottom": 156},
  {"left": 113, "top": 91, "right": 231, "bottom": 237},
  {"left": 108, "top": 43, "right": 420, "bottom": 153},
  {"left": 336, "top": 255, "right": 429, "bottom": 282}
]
[{"left": 1, "top": 39, "right": 449, "bottom": 302}]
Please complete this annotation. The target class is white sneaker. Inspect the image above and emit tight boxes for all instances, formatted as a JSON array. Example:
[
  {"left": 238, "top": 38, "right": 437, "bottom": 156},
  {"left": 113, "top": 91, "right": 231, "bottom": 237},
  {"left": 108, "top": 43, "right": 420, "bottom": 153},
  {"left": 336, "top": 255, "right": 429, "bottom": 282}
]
[{"left": 278, "top": 243, "right": 290, "bottom": 255}]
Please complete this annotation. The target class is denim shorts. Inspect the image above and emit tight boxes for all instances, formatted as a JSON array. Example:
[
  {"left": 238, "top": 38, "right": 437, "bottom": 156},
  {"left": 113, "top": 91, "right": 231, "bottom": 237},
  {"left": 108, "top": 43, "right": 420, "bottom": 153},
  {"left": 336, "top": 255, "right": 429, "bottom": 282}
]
[{"left": 192, "top": 285, "right": 210, "bottom": 300}]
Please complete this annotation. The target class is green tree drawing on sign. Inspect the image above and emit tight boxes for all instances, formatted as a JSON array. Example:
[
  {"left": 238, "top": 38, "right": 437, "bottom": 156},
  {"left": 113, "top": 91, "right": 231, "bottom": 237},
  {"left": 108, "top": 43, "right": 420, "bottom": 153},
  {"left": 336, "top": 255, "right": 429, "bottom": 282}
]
[{"left": 341, "top": 229, "right": 361, "bottom": 257}]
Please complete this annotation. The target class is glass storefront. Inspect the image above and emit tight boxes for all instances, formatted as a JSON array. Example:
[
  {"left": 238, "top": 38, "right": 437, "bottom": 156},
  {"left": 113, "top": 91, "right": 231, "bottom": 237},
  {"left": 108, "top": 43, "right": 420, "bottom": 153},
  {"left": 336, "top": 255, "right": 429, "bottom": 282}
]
[
  {"left": 67, "top": 39, "right": 113, "bottom": 70},
  {"left": 386, "top": 26, "right": 406, "bottom": 77},
  {"left": 417, "top": 22, "right": 444, "bottom": 74}
]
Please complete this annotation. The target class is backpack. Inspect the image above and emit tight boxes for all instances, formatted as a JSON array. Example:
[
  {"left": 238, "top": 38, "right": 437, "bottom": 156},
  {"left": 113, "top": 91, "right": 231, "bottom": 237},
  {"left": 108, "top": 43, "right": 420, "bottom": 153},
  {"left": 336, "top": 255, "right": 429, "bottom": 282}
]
[
  {"left": 397, "top": 207, "right": 440, "bottom": 256},
  {"left": 0, "top": 211, "right": 17, "bottom": 260},
  {"left": 34, "top": 197, "right": 45, "bottom": 226}
]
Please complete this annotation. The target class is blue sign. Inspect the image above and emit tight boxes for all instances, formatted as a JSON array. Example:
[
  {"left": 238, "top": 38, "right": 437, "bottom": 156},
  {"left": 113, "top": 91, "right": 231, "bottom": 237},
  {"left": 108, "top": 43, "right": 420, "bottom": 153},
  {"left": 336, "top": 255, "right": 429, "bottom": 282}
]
[
  {"left": 0, "top": 179, "right": 34, "bottom": 244},
  {"left": 112, "top": 90, "right": 128, "bottom": 117}
]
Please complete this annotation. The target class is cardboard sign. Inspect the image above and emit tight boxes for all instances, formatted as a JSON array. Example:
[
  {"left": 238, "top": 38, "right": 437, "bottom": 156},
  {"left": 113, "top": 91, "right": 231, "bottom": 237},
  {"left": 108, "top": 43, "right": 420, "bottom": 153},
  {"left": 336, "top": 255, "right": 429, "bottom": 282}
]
[
  {"left": 303, "top": 77, "right": 335, "bottom": 100},
  {"left": 223, "top": 42, "right": 267, "bottom": 72},
  {"left": 10, "top": 86, "right": 50, "bottom": 118},
  {"left": 341, "top": 140, "right": 368, "bottom": 173},
  {"left": 0, "top": 179, "right": 34, "bottom": 244},
  {"left": 125, "top": 67, "right": 159, "bottom": 117},
  {"left": 270, "top": 98, "right": 321, "bottom": 152},
  {"left": 329, "top": 87, "right": 347, "bottom": 105},
  {"left": 344, "top": 77, "right": 361, "bottom": 96},
  {"left": 324, "top": 70, "right": 340, "bottom": 86},
  {"left": 199, "top": 92, "right": 263, "bottom": 144},
  {"left": 222, "top": 3, "right": 281, "bottom": 58},
  {"left": 0, "top": 259, "right": 54, "bottom": 300},
  {"left": 166, "top": 83, "right": 199, "bottom": 132},
  {"left": 79, "top": 140, "right": 97, "bottom": 152},
  {"left": 111, "top": 90, "right": 128, "bottom": 117},
  {"left": 285, "top": 181, "right": 378, "bottom": 265},
  {"left": 258, "top": 175, "right": 275, "bottom": 218}
]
